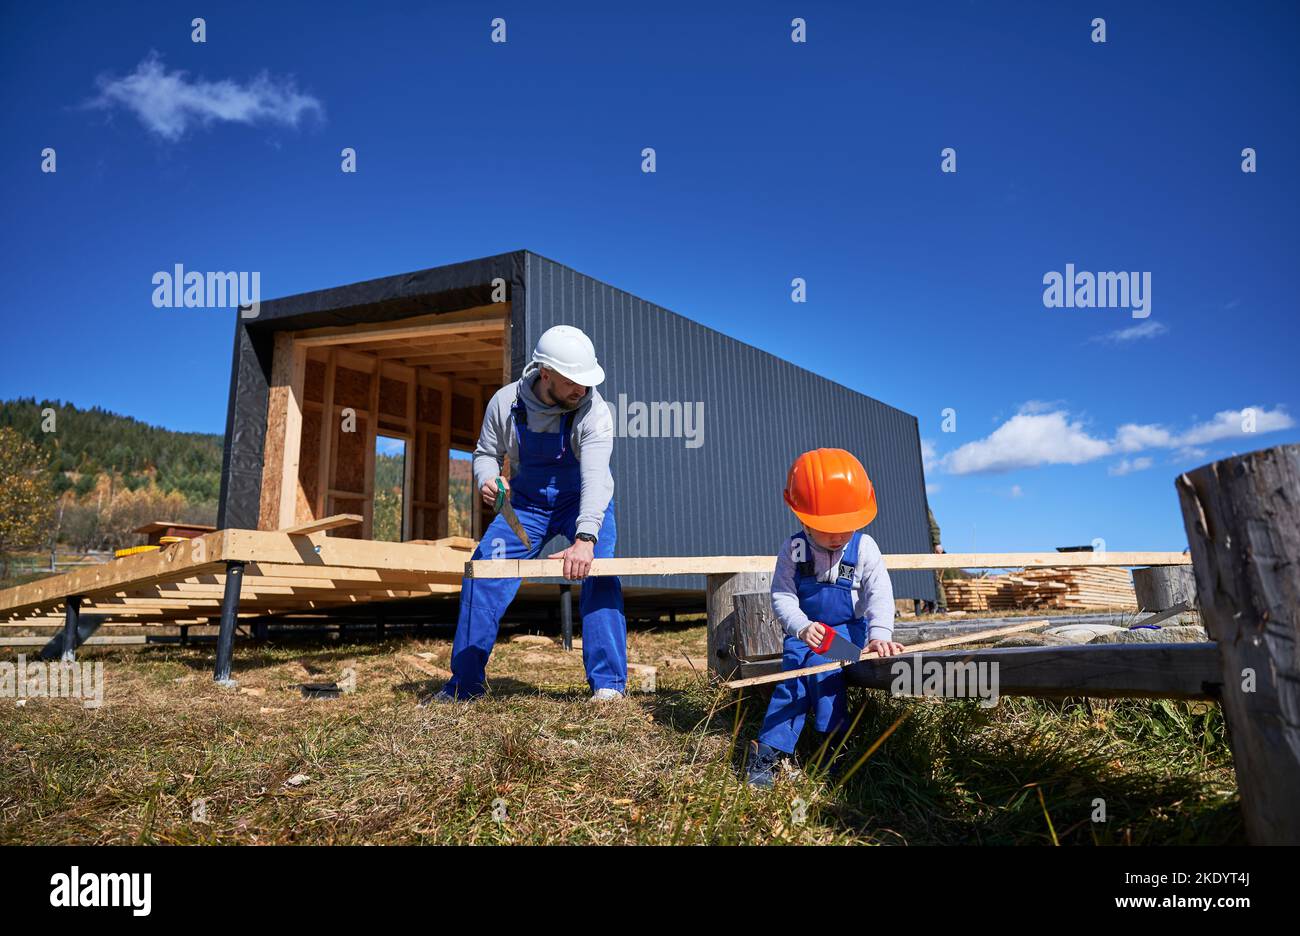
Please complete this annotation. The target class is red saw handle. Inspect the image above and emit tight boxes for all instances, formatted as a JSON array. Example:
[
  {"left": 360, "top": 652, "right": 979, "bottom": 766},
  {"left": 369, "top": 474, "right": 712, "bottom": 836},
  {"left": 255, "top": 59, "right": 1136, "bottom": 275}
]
[{"left": 811, "top": 624, "right": 835, "bottom": 655}]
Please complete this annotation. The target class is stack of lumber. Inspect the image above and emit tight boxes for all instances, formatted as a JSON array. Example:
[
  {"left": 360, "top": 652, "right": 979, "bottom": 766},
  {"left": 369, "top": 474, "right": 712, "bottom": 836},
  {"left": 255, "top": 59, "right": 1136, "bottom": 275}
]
[
  {"left": 945, "top": 568, "right": 1137, "bottom": 612},
  {"left": 943, "top": 577, "right": 1020, "bottom": 611},
  {"left": 1008, "top": 567, "right": 1137, "bottom": 610}
]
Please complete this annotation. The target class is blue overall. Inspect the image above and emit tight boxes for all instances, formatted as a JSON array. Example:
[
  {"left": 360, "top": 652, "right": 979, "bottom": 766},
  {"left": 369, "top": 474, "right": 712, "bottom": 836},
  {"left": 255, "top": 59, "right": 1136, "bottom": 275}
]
[
  {"left": 443, "top": 393, "right": 627, "bottom": 699},
  {"left": 757, "top": 531, "right": 868, "bottom": 754}
]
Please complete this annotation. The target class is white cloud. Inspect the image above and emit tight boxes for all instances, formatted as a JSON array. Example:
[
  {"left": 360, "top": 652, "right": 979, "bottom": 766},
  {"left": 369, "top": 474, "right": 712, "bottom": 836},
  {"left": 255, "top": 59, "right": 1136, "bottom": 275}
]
[
  {"left": 936, "top": 404, "right": 1294, "bottom": 476},
  {"left": 925, "top": 483, "right": 941, "bottom": 495},
  {"left": 1093, "top": 320, "right": 1168, "bottom": 343},
  {"left": 1114, "top": 422, "right": 1174, "bottom": 452},
  {"left": 920, "top": 438, "right": 938, "bottom": 474},
  {"left": 88, "top": 53, "right": 323, "bottom": 141},
  {"left": 1008, "top": 484, "right": 1024, "bottom": 498},
  {"left": 942, "top": 409, "right": 1111, "bottom": 475},
  {"left": 1108, "top": 457, "right": 1154, "bottom": 476},
  {"left": 1178, "top": 407, "right": 1294, "bottom": 445}
]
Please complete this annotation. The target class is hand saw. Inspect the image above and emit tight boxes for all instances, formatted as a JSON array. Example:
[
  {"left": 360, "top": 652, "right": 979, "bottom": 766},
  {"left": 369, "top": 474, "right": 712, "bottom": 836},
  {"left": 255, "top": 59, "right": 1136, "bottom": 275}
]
[
  {"left": 809, "top": 625, "right": 862, "bottom": 663},
  {"left": 494, "top": 478, "right": 532, "bottom": 549}
]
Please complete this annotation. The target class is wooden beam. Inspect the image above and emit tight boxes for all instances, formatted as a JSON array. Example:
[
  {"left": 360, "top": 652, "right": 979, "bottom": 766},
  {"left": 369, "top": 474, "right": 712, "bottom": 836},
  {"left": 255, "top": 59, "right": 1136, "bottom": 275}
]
[
  {"left": 842, "top": 643, "right": 1222, "bottom": 701},
  {"left": 280, "top": 341, "right": 307, "bottom": 527},
  {"left": 258, "top": 333, "right": 306, "bottom": 530},
  {"left": 1176, "top": 443, "right": 1300, "bottom": 844},
  {"left": 466, "top": 551, "right": 1190, "bottom": 579},
  {"left": 315, "top": 348, "right": 337, "bottom": 518},
  {"left": 280, "top": 514, "right": 363, "bottom": 536},
  {"left": 293, "top": 307, "right": 507, "bottom": 348}
]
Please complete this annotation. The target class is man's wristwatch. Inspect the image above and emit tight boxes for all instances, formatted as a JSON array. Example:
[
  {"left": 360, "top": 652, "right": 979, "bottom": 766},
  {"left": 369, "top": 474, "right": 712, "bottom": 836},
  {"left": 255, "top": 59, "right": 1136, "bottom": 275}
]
[{"left": 575, "top": 532, "right": 597, "bottom": 544}]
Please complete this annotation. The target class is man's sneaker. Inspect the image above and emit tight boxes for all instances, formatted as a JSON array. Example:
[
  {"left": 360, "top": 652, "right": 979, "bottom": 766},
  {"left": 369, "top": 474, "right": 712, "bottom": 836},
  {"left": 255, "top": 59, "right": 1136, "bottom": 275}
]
[
  {"left": 746, "top": 741, "right": 784, "bottom": 788},
  {"left": 418, "top": 689, "right": 460, "bottom": 707},
  {"left": 590, "top": 687, "right": 625, "bottom": 703}
]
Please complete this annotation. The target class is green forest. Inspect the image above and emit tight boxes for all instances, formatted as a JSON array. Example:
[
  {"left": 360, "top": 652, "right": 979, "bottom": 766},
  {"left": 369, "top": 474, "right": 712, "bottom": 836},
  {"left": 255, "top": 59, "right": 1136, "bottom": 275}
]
[
  {"left": 0, "top": 399, "right": 476, "bottom": 583},
  {"left": 0, "top": 399, "right": 223, "bottom": 575}
]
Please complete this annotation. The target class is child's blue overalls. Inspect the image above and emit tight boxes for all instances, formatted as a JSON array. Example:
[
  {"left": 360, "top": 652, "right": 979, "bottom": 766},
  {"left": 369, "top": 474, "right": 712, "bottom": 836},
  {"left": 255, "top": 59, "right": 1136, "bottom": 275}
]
[
  {"left": 443, "top": 391, "right": 627, "bottom": 699},
  {"left": 757, "top": 530, "right": 868, "bottom": 753}
]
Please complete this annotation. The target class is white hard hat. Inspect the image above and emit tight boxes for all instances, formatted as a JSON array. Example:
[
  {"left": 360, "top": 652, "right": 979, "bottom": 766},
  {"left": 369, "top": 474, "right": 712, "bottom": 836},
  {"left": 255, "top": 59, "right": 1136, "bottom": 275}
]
[{"left": 531, "top": 325, "right": 605, "bottom": 387}]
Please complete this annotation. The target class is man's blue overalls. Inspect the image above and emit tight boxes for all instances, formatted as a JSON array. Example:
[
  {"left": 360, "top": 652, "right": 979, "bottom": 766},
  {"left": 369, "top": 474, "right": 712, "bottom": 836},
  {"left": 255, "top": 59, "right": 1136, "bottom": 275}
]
[
  {"left": 443, "top": 393, "right": 627, "bottom": 699},
  {"left": 757, "top": 530, "right": 868, "bottom": 753}
]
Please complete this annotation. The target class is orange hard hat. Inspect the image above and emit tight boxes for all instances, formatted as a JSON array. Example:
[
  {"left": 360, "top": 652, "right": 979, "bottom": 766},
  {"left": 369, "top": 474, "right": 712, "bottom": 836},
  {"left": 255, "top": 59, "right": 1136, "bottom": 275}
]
[{"left": 783, "top": 448, "right": 878, "bottom": 533}]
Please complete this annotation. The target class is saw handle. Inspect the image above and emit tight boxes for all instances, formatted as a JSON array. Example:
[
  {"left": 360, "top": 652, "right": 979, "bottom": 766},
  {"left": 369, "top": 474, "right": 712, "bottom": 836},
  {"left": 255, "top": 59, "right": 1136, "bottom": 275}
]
[
  {"left": 494, "top": 477, "right": 507, "bottom": 512},
  {"left": 811, "top": 623, "right": 835, "bottom": 655}
]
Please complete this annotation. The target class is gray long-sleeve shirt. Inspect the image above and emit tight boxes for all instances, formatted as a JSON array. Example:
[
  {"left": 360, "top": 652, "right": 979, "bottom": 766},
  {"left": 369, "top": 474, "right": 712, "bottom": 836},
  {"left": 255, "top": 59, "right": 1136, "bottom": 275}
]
[
  {"left": 771, "top": 532, "right": 896, "bottom": 642},
  {"left": 472, "top": 362, "right": 615, "bottom": 539}
]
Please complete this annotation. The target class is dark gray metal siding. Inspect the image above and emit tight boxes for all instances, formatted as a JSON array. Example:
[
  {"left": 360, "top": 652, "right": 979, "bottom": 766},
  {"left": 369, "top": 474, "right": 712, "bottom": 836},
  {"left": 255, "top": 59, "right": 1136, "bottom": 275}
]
[{"left": 522, "top": 253, "right": 936, "bottom": 599}]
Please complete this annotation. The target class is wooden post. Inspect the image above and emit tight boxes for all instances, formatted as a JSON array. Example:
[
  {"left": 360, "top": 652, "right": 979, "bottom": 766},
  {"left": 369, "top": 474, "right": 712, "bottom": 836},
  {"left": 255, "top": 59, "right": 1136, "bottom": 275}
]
[
  {"left": 732, "top": 591, "right": 783, "bottom": 663},
  {"left": 1175, "top": 443, "right": 1300, "bottom": 844},
  {"left": 1132, "top": 565, "right": 1196, "bottom": 611},
  {"left": 706, "top": 571, "right": 772, "bottom": 679}
]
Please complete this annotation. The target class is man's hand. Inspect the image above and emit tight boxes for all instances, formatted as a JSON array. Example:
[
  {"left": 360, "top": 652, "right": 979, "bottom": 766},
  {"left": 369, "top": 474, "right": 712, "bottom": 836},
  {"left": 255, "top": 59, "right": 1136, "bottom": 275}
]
[
  {"left": 549, "top": 537, "right": 595, "bottom": 580},
  {"left": 934, "top": 544, "right": 944, "bottom": 554},
  {"left": 800, "top": 621, "right": 827, "bottom": 649},
  {"left": 481, "top": 476, "right": 507, "bottom": 508},
  {"left": 868, "top": 638, "right": 906, "bottom": 657}
]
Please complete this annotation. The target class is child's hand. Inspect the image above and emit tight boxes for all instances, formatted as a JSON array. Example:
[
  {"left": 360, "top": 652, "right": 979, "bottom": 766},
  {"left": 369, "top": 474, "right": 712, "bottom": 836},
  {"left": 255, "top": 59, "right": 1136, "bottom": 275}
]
[
  {"left": 868, "top": 638, "right": 906, "bottom": 657},
  {"left": 801, "top": 622, "right": 827, "bottom": 649}
]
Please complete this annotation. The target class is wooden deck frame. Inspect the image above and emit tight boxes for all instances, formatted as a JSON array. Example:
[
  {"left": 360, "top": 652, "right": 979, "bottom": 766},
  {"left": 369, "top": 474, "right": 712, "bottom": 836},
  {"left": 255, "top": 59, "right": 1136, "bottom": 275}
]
[{"left": 0, "top": 526, "right": 474, "bottom": 628}]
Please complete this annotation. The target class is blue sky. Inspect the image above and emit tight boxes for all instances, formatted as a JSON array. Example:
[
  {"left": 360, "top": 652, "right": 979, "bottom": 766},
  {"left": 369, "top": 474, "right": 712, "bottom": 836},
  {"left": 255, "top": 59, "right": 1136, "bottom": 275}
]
[{"left": 2, "top": 1, "right": 1296, "bottom": 553}]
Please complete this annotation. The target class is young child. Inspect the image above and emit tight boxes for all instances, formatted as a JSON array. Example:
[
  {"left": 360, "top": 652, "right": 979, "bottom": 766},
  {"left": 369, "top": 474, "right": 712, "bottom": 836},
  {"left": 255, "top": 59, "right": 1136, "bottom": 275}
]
[{"left": 748, "top": 448, "right": 906, "bottom": 787}]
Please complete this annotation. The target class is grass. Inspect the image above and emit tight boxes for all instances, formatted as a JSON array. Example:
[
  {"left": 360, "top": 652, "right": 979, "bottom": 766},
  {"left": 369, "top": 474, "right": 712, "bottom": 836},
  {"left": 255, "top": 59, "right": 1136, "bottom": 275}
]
[{"left": 0, "top": 623, "right": 1242, "bottom": 844}]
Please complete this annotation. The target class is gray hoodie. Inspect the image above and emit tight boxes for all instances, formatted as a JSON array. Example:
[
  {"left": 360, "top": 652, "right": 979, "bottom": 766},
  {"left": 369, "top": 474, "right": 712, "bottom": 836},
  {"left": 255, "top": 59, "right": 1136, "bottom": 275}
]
[{"left": 472, "top": 361, "right": 615, "bottom": 539}]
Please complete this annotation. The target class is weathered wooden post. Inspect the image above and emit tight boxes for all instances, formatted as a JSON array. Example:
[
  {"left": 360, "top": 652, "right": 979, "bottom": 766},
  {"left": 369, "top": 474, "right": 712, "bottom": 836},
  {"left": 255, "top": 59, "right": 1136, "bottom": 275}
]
[
  {"left": 1132, "top": 565, "right": 1196, "bottom": 612},
  {"left": 706, "top": 571, "right": 772, "bottom": 679},
  {"left": 1175, "top": 443, "right": 1300, "bottom": 844},
  {"left": 732, "top": 591, "right": 784, "bottom": 664}
]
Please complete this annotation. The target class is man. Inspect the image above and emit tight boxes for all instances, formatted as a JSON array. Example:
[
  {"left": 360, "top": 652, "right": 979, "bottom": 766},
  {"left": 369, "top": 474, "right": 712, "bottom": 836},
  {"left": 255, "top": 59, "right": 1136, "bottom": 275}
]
[
  {"left": 430, "top": 324, "right": 627, "bottom": 702},
  {"left": 914, "top": 506, "right": 948, "bottom": 616}
]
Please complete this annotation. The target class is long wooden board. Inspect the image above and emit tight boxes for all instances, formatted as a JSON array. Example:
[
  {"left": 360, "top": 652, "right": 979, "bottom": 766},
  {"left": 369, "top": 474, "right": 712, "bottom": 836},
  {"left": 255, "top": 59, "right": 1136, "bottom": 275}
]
[{"left": 467, "top": 551, "right": 1191, "bottom": 579}]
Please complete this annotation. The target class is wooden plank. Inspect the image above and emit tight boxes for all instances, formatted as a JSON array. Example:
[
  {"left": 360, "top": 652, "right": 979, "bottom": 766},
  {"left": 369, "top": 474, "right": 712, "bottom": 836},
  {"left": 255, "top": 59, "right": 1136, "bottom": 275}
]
[
  {"left": 1176, "top": 444, "right": 1300, "bottom": 844},
  {"left": 218, "top": 529, "right": 469, "bottom": 574},
  {"left": 292, "top": 307, "right": 507, "bottom": 348},
  {"left": 0, "top": 534, "right": 227, "bottom": 616},
  {"left": 257, "top": 332, "right": 295, "bottom": 529},
  {"left": 724, "top": 620, "right": 1047, "bottom": 689},
  {"left": 363, "top": 359, "right": 380, "bottom": 539},
  {"left": 281, "top": 340, "right": 308, "bottom": 526},
  {"left": 467, "top": 551, "right": 1190, "bottom": 579},
  {"left": 315, "top": 348, "right": 337, "bottom": 518},
  {"left": 280, "top": 514, "right": 363, "bottom": 536},
  {"left": 843, "top": 643, "right": 1222, "bottom": 701}
]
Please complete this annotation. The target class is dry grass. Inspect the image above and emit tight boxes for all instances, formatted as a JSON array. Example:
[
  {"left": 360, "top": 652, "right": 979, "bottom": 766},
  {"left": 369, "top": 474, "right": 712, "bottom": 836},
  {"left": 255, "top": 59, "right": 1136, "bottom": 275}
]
[{"left": 0, "top": 623, "right": 1243, "bottom": 844}]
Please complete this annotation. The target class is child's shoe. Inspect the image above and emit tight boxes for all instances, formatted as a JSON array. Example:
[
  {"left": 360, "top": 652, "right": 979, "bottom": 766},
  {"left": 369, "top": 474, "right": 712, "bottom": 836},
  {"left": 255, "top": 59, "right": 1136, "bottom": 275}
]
[{"left": 746, "top": 741, "right": 784, "bottom": 788}]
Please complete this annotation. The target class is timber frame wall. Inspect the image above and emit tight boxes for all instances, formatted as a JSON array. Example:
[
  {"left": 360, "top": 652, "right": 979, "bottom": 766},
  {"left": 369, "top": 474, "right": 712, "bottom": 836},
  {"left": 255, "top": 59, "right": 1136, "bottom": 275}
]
[{"left": 256, "top": 305, "right": 511, "bottom": 541}]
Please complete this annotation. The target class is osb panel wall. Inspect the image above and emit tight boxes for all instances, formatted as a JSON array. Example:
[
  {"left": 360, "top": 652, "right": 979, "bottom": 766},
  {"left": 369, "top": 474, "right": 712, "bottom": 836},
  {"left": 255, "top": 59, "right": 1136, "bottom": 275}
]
[
  {"left": 333, "top": 366, "right": 372, "bottom": 410},
  {"left": 335, "top": 414, "right": 368, "bottom": 493}
]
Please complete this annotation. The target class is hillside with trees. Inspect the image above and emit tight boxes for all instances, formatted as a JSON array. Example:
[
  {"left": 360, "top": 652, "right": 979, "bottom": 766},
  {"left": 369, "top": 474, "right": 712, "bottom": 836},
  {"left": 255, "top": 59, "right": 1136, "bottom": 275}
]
[{"left": 0, "top": 399, "right": 222, "bottom": 575}]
